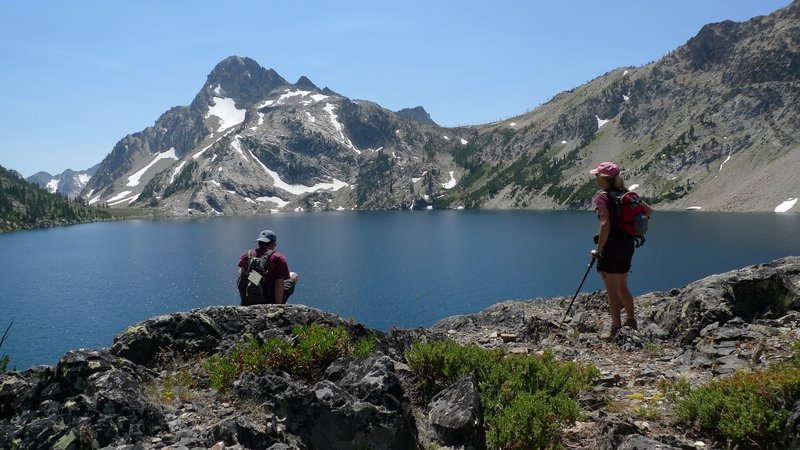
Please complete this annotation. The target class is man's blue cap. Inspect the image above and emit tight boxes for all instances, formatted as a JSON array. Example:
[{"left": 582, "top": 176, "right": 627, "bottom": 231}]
[{"left": 256, "top": 230, "right": 277, "bottom": 243}]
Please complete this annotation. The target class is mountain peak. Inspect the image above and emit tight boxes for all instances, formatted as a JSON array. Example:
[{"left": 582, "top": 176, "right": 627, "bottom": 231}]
[
  {"left": 207, "top": 56, "right": 267, "bottom": 84},
  {"left": 213, "top": 55, "right": 260, "bottom": 70},
  {"left": 679, "top": 20, "right": 740, "bottom": 70},
  {"left": 395, "top": 106, "right": 437, "bottom": 126},
  {"left": 200, "top": 56, "right": 290, "bottom": 106},
  {"left": 295, "top": 76, "right": 320, "bottom": 92}
]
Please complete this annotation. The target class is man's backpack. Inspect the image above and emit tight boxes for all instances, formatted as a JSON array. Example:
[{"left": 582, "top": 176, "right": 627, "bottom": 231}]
[
  {"left": 238, "top": 249, "right": 275, "bottom": 305},
  {"left": 607, "top": 190, "right": 649, "bottom": 248}
]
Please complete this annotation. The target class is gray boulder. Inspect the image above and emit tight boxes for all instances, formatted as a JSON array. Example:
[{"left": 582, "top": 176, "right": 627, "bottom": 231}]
[
  {"left": 202, "top": 416, "right": 276, "bottom": 450},
  {"left": 651, "top": 257, "right": 800, "bottom": 344},
  {"left": 272, "top": 379, "right": 415, "bottom": 450},
  {"left": 111, "top": 305, "right": 380, "bottom": 366},
  {"left": 324, "top": 354, "right": 406, "bottom": 410},
  {"left": 233, "top": 353, "right": 416, "bottom": 449},
  {"left": 0, "top": 350, "right": 165, "bottom": 449},
  {"left": 427, "top": 373, "right": 486, "bottom": 450}
]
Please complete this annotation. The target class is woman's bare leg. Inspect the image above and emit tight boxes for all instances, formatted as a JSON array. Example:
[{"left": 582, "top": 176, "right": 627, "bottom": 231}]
[
  {"left": 600, "top": 271, "right": 622, "bottom": 327},
  {"left": 617, "top": 272, "right": 635, "bottom": 323}
]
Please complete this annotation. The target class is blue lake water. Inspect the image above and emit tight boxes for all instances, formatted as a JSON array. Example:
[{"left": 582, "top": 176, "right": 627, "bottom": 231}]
[{"left": 1, "top": 210, "right": 799, "bottom": 370}]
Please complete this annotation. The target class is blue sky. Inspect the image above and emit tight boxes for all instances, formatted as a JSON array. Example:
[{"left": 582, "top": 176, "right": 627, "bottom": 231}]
[{"left": 0, "top": 0, "right": 792, "bottom": 177}]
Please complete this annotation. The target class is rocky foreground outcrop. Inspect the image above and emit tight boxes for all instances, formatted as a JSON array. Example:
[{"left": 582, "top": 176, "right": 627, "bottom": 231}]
[{"left": 2, "top": 257, "right": 800, "bottom": 449}]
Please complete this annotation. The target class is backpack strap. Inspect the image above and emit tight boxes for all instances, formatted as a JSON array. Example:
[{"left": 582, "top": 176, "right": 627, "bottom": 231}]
[
  {"left": 601, "top": 190, "right": 629, "bottom": 239},
  {"left": 246, "top": 249, "right": 260, "bottom": 272},
  {"left": 258, "top": 249, "right": 276, "bottom": 274}
]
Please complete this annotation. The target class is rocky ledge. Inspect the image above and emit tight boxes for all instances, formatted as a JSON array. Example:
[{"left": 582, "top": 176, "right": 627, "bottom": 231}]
[{"left": 2, "top": 257, "right": 800, "bottom": 449}]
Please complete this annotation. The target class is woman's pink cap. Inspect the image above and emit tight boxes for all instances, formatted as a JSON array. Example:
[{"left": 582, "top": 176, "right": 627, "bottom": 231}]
[{"left": 589, "top": 162, "right": 620, "bottom": 177}]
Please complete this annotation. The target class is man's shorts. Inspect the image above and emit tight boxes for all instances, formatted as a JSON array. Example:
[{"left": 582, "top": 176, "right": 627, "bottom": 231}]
[
  {"left": 597, "top": 238, "right": 635, "bottom": 274},
  {"left": 241, "top": 279, "right": 297, "bottom": 305}
]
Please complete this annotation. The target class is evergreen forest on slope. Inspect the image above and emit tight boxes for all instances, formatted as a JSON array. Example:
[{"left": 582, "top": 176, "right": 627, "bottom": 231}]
[{"left": 0, "top": 164, "right": 125, "bottom": 232}]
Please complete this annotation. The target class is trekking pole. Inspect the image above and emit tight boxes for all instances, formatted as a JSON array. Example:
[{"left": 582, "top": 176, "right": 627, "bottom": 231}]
[{"left": 552, "top": 257, "right": 596, "bottom": 340}]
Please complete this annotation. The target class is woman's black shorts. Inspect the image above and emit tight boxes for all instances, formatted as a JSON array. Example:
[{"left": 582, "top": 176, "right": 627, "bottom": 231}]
[{"left": 597, "top": 238, "right": 635, "bottom": 274}]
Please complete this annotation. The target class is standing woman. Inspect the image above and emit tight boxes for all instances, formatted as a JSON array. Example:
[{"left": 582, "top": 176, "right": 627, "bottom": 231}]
[{"left": 589, "top": 162, "right": 652, "bottom": 341}]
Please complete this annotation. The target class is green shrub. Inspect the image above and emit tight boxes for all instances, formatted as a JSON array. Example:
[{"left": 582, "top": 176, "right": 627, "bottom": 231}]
[
  {"left": 0, "top": 322, "right": 12, "bottom": 373},
  {"left": 203, "top": 324, "right": 376, "bottom": 390},
  {"left": 407, "top": 340, "right": 599, "bottom": 449},
  {"left": 488, "top": 390, "right": 579, "bottom": 450},
  {"left": 676, "top": 344, "right": 800, "bottom": 448}
]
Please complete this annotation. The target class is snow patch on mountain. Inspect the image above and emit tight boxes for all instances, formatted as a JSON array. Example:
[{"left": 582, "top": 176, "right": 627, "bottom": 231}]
[
  {"left": 442, "top": 171, "right": 457, "bottom": 189},
  {"left": 775, "top": 198, "right": 798, "bottom": 213},
  {"left": 323, "top": 103, "right": 359, "bottom": 154},
  {"left": 231, "top": 138, "right": 247, "bottom": 159},
  {"left": 269, "top": 89, "right": 330, "bottom": 107},
  {"left": 107, "top": 191, "right": 132, "bottom": 203},
  {"left": 719, "top": 155, "right": 731, "bottom": 172},
  {"left": 170, "top": 161, "right": 188, "bottom": 183},
  {"left": 412, "top": 171, "right": 427, "bottom": 183},
  {"left": 256, "top": 196, "right": 290, "bottom": 207},
  {"left": 107, "top": 190, "right": 139, "bottom": 206},
  {"left": 245, "top": 143, "right": 348, "bottom": 195},
  {"left": 206, "top": 97, "right": 245, "bottom": 132},
  {"left": 46, "top": 179, "right": 59, "bottom": 193},
  {"left": 127, "top": 149, "right": 178, "bottom": 187}
]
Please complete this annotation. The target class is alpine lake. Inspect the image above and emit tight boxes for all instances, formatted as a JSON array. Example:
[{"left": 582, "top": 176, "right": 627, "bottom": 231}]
[{"left": 2, "top": 209, "right": 799, "bottom": 370}]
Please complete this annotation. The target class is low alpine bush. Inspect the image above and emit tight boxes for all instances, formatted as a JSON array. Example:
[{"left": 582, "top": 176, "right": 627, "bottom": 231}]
[
  {"left": 0, "top": 354, "right": 9, "bottom": 374},
  {"left": 0, "top": 322, "right": 12, "bottom": 373},
  {"left": 204, "top": 323, "right": 376, "bottom": 390},
  {"left": 676, "top": 341, "right": 800, "bottom": 448},
  {"left": 406, "top": 340, "right": 599, "bottom": 449}
]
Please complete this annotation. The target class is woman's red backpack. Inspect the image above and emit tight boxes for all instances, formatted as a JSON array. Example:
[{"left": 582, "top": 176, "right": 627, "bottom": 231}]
[{"left": 608, "top": 190, "right": 649, "bottom": 247}]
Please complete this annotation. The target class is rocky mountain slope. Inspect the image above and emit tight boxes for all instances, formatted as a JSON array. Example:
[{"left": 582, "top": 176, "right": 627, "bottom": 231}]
[
  {"left": 80, "top": 56, "right": 465, "bottom": 216},
  {"left": 2, "top": 257, "right": 799, "bottom": 449},
  {"left": 442, "top": 0, "right": 800, "bottom": 213},
  {"left": 27, "top": 164, "right": 99, "bottom": 200},
  {"left": 78, "top": 1, "right": 799, "bottom": 214}
]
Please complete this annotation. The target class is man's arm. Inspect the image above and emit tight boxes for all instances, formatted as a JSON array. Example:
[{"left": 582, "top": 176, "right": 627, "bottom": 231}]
[{"left": 238, "top": 251, "right": 249, "bottom": 270}]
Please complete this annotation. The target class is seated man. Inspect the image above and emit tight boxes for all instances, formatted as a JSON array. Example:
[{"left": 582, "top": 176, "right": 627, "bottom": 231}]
[{"left": 237, "top": 229, "right": 299, "bottom": 305}]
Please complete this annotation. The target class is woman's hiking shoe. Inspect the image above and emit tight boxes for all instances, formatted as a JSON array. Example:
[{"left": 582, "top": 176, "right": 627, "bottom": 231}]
[
  {"left": 601, "top": 324, "right": 622, "bottom": 341},
  {"left": 624, "top": 318, "right": 638, "bottom": 330}
]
